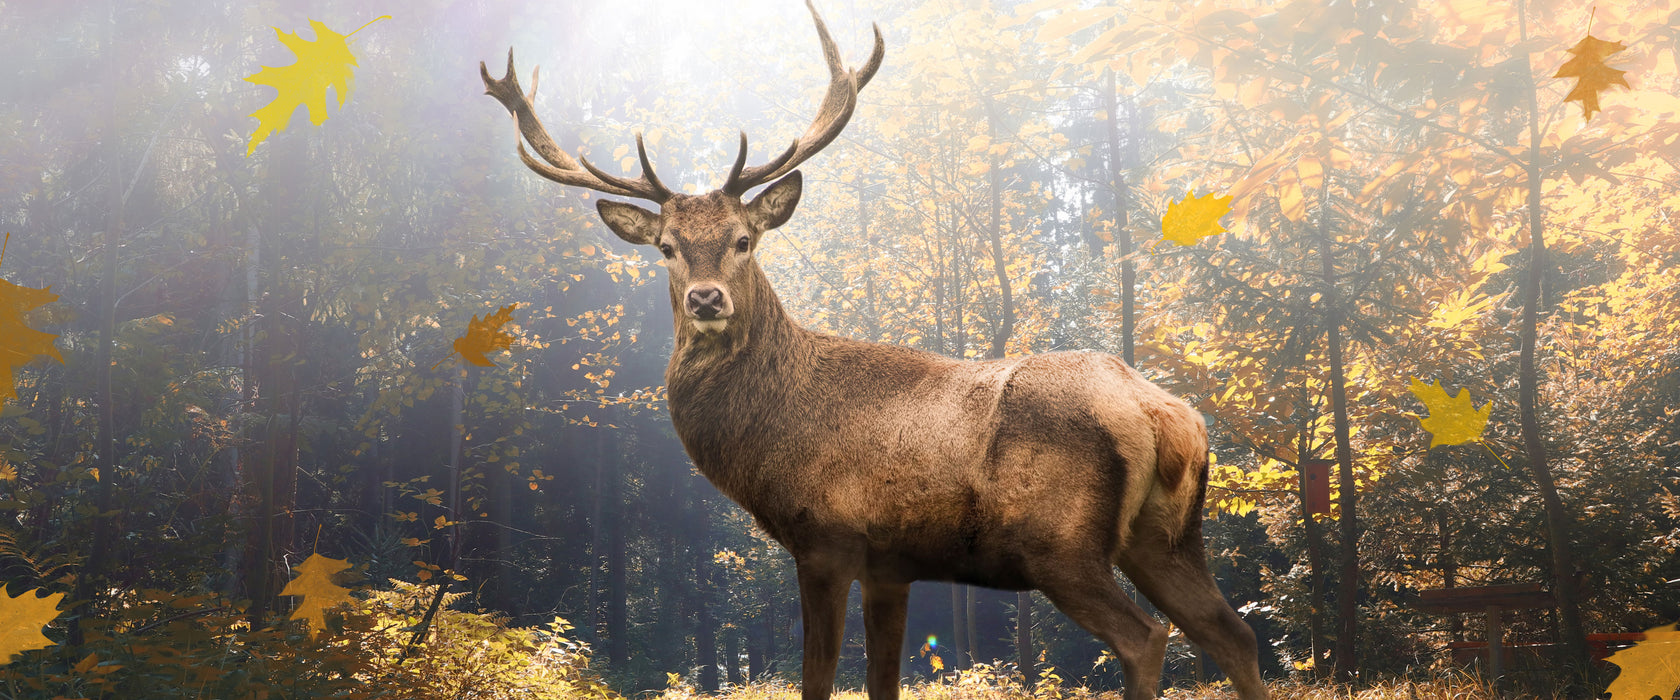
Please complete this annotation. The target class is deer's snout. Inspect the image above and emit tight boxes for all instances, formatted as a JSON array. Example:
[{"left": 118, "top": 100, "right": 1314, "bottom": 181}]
[{"left": 686, "top": 285, "right": 729, "bottom": 320}]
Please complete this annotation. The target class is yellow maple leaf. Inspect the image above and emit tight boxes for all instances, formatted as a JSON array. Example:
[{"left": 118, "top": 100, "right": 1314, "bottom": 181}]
[
  {"left": 0, "top": 588, "right": 64, "bottom": 663},
  {"left": 1409, "top": 378, "right": 1491, "bottom": 448},
  {"left": 244, "top": 17, "right": 388, "bottom": 155},
  {"left": 448, "top": 303, "right": 520, "bottom": 368},
  {"left": 1605, "top": 623, "right": 1680, "bottom": 700},
  {"left": 1, "top": 234, "right": 64, "bottom": 403},
  {"left": 1554, "top": 34, "right": 1629, "bottom": 122},
  {"left": 278, "top": 553, "right": 355, "bottom": 637},
  {"left": 930, "top": 653, "right": 945, "bottom": 672},
  {"left": 1161, "top": 190, "right": 1234, "bottom": 247}
]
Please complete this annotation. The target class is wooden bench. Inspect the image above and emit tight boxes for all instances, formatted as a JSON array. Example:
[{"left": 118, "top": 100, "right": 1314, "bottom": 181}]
[
  {"left": 1415, "top": 583, "right": 1556, "bottom": 683},
  {"left": 1446, "top": 633, "right": 1646, "bottom": 665},
  {"left": 1417, "top": 583, "right": 1647, "bottom": 685}
]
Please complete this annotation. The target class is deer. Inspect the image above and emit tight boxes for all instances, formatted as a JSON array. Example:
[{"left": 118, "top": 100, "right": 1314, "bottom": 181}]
[{"left": 480, "top": 3, "right": 1268, "bottom": 699}]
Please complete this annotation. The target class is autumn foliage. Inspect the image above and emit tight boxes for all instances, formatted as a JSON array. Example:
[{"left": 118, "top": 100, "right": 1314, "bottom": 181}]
[{"left": 0, "top": 0, "right": 1677, "bottom": 697}]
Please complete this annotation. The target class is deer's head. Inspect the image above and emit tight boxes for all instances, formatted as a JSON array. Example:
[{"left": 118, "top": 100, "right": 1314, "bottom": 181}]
[{"left": 481, "top": 1, "right": 882, "bottom": 336}]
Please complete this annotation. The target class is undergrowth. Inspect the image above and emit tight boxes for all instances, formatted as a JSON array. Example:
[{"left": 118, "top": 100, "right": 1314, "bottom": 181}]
[
  {"left": 654, "top": 663, "right": 1506, "bottom": 700},
  {"left": 0, "top": 581, "right": 619, "bottom": 699}
]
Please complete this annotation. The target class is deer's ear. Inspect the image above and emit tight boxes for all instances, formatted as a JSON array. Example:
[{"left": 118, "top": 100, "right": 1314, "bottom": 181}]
[
  {"left": 745, "top": 171, "right": 803, "bottom": 233},
  {"left": 597, "top": 200, "right": 659, "bottom": 245}
]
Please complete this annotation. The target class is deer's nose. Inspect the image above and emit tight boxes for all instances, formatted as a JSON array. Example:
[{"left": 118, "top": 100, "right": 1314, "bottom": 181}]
[{"left": 687, "top": 286, "right": 726, "bottom": 319}]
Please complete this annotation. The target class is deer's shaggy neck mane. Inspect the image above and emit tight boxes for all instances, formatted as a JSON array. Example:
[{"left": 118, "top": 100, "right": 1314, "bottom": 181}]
[{"left": 664, "top": 262, "right": 818, "bottom": 505}]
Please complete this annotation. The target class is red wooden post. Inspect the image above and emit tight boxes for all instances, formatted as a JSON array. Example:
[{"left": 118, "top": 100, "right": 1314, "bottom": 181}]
[{"left": 1303, "top": 459, "right": 1332, "bottom": 516}]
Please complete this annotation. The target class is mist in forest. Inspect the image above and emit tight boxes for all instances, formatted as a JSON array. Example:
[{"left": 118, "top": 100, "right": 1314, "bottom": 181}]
[{"left": 1, "top": 0, "right": 1676, "bottom": 697}]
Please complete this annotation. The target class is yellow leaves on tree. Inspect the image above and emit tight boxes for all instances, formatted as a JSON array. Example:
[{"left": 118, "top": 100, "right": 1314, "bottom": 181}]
[
  {"left": 445, "top": 303, "right": 520, "bottom": 368},
  {"left": 1604, "top": 623, "right": 1680, "bottom": 700},
  {"left": 279, "top": 553, "right": 356, "bottom": 638},
  {"left": 0, "top": 234, "right": 63, "bottom": 403},
  {"left": 0, "top": 588, "right": 64, "bottom": 663},
  {"left": 244, "top": 17, "right": 388, "bottom": 155},
  {"left": 1555, "top": 34, "right": 1629, "bottom": 122},
  {"left": 1426, "top": 288, "right": 1506, "bottom": 330},
  {"left": 1409, "top": 378, "right": 1491, "bottom": 449},
  {"left": 1160, "top": 190, "right": 1233, "bottom": 247}
]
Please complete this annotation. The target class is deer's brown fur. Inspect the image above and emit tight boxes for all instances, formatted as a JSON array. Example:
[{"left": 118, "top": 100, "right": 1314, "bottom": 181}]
[{"left": 481, "top": 4, "right": 1267, "bottom": 699}]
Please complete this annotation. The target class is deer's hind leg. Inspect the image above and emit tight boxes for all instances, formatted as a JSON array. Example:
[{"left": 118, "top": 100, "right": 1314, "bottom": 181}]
[
  {"left": 1034, "top": 562, "right": 1168, "bottom": 700},
  {"left": 1118, "top": 534, "right": 1269, "bottom": 700}
]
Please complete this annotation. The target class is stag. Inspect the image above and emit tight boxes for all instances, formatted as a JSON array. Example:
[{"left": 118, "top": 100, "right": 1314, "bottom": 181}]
[{"left": 481, "top": 4, "right": 1267, "bottom": 699}]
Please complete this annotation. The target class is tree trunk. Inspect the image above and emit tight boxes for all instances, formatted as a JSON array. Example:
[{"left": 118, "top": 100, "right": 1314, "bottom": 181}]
[
  {"left": 218, "top": 223, "right": 259, "bottom": 596},
  {"left": 1318, "top": 168, "right": 1359, "bottom": 683},
  {"left": 1298, "top": 427, "right": 1329, "bottom": 675},
  {"left": 1439, "top": 510, "right": 1461, "bottom": 643},
  {"left": 72, "top": 72, "right": 125, "bottom": 647},
  {"left": 950, "top": 584, "right": 968, "bottom": 669},
  {"left": 246, "top": 290, "right": 301, "bottom": 627},
  {"left": 446, "top": 368, "right": 465, "bottom": 570},
  {"left": 272, "top": 295, "right": 301, "bottom": 561},
  {"left": 695, "top": 483, "right": 719, "bottom": 692},
  {"left": 860, "top": 186, "right": 880, "bottom": 342},
  {"left": 1517, "top": 3, "right": 1589, "bottom": 675},
  {"left": 748, "top": 616, "right": 764, "bottom": 681},
  {"left": 606, "top": 432, "right": 628, "bottom": 668},
  {"left": 401, "top": 367, "right": 469, "bottom": 656},
  {"left": 966, "top": 585, "right": 979, "bottom": 666},
  {"left": 727, "top": 627, "right": 744, "bottom": 686},
  {"left": 983, "top": 101, "right": 1014, "bottom": 360},
  {"left": 588, "top": 427, "right": 604, "bottom": 642},
  {"left": 762, "top": 581, "right": 777, "bottom": 678},
  {"left": 1016, "top": 592, "right": 1035, "bottom": 684},
  {"left": 1102, "top": 69, "right": 1135, "bottom": 366},
  {"left": 490, "top": 447, "right": 514, "bottom": 613}
]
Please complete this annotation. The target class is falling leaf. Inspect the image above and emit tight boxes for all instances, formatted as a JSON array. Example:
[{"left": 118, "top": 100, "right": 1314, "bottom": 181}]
[
  {"left": 930, "top": 653, "right": 945, "bottom": 672},
  {"left": 1409, "top": 378, "right": 1491, "bottom": 448},
  {"left": 1161, "top": 190, "right": 1234, "bottom": 247},
  {"left": 447, "top": 303, "right": 519, "bottom": 368},
  {"left": 0, "top": 274, "right": 64, "bottom": 404},
  {"left": 1554, "top": 34, "right": 1629, "bottom": 122},
  {"left": 0, "top": 588, "right": 64, "bottom": 663},
  {"left": 1604, "top": 623, "right": 1680, "bottom": 700},
  {"left": 278, "top": 553, "right": 355, "bottom": 637},
  {"left": 244, "top": 17, "right": 388, "bottom": 155}
]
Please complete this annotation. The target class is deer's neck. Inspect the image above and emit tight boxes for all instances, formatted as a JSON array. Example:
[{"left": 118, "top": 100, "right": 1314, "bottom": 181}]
[{"left": 664, "top": 267, "right": 814, "bottom": 492}]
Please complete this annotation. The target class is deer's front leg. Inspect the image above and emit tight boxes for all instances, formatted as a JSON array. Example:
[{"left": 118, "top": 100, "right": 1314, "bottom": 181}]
[
  {"left": 798, "top": 560, "right": 852, "bottom": 700},
  {"left": 862, "top": 578, "right": 909, "bottom": 700}
]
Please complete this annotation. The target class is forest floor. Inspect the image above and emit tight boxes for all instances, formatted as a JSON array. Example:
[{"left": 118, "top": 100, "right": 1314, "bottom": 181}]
[{"left": 654, "top": 674, "right": 1513, "bottom": 700}]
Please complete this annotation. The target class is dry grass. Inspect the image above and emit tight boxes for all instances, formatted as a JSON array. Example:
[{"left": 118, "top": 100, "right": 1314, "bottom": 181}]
[{"left": 652, "top": 666, "right": 1508, "bottom": 700}]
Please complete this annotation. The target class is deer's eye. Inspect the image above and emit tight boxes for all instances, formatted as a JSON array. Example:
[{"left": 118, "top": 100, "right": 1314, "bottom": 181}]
[
  {"left": 660, "top": 243, "right": 675, "bottom": 258},
  {"left": 736, "top": 236, "right": 751, "bottom": 253}
]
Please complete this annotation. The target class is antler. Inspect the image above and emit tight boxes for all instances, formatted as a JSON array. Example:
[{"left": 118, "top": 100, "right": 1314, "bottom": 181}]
[
  {"left": 480, "top": 51, "right": 674, "bottom": 203},
  {"left": 721, "top": 0, "right": 885, "bottom": 197}
]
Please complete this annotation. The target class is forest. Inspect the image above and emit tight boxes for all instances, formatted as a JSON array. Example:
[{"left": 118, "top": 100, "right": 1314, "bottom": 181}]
[{"left": 0, "top": 0, "right": 1677, "bottom": 698}]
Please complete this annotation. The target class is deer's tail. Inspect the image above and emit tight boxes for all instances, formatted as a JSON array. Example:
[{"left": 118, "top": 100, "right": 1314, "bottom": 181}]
[{"left": 1148, "top": 399, "right": 1210, "bottom": 548}]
